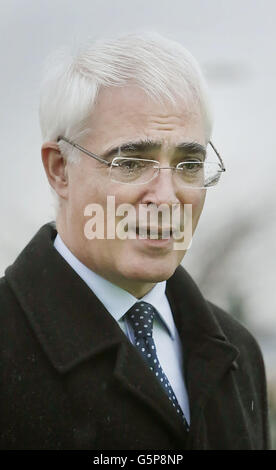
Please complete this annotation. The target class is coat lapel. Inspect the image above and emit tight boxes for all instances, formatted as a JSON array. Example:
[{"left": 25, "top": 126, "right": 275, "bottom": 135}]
[
  {"left": 114, "top": 339, "right": 189, "bottom": 443},
  {"left": 166, "top": 267, "right": 240, "bottom": 445}
]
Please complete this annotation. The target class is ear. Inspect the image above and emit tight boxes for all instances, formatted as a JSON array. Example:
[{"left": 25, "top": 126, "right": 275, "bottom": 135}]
[{"left": 41, "top": 142, "right": 69, "bottom": 200}]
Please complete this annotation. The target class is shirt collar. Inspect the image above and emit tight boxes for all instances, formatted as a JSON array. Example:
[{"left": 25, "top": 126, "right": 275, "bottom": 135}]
[{"left": 53, "top": 233, "right": 175, "bottom": 339}]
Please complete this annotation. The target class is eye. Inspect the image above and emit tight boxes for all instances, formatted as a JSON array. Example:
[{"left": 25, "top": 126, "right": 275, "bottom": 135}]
[
  {"left": 177, "top": 160, "right": 203, "bottom": 171},
  {"left": 119, "top": 159, "right": 146, "bottom": 172},
  {"left": 113, "top": 157, "right": 155, "bottom": 174}
]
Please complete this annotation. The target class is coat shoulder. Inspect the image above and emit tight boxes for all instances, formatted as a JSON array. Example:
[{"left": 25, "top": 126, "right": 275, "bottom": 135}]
[
  {"left": 207, "top": 300, "right": 268, "bottom": 384},
  {"left": 207, "top": 300, "right": 263, "bottom": 354},
  {"left": 207, "top": 300, "right": 271, "bottom": 450},
  {"left": 0, "top": 274, "right": 32, "bottom": 350},
  {"left": 0, "top": 274, "right": 19, "bottom": 314}
]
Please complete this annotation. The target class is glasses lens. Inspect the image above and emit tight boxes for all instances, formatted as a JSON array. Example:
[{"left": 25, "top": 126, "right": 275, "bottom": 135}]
[
  {"left": 176, "top": 162, "right": 222, "bottom": 188},
  {"left": 110, "top": 158, "right": 158, "bottom": 184}
]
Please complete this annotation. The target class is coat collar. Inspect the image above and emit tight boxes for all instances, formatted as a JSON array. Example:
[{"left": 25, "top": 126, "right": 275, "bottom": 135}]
[
  {"left": 5, "top": 222, "right": 240, "bottom": 445},
  {"left": 165, "top": 267, "right": 240, "bottom": 442},
  {"left": 5, "top": 222, "right": 128, "bottom": 373}
]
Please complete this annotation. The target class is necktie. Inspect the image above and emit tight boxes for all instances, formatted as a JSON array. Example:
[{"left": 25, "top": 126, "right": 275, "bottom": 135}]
[{"left": 125, "top": 301, "right": 189, "bottom": 431}]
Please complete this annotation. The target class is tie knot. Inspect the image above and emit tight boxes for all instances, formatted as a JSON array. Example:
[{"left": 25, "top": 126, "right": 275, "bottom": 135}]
[{"left": 126, "top": 302, "right": 156, "bottom": 339}]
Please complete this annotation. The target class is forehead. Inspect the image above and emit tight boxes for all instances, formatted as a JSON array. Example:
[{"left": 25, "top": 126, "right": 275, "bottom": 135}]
[{"left": 86, "top": 84, "right": 206, "bottom": 152}]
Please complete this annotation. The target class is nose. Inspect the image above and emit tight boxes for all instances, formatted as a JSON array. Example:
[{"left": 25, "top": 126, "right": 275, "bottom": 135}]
[{"left": 141, "top": 166, "right": 180, "bottom": 206}]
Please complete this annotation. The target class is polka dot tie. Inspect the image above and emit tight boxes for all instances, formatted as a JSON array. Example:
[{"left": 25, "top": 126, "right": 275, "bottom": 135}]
[{"left": 125, "top": 301, "right": 189, "bottom": 431}]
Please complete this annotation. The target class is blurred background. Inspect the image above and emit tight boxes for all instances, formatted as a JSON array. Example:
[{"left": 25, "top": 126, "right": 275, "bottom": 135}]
[{"left": 0, "top": 0, "right": 275, "bottom": 448}]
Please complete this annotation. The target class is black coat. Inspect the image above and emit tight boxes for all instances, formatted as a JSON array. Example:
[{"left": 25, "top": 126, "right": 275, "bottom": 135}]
[{"left": 0, "top": 223, "right": 271, "bottom": 450}]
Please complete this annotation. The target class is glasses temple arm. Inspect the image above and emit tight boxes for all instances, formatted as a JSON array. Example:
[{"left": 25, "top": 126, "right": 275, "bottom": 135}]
[
  {"left": 209, "top": 141, "right": 226, "bottom": 171},
  {"left": 57, "top": 136, "right": 111, "bottom": 166}
]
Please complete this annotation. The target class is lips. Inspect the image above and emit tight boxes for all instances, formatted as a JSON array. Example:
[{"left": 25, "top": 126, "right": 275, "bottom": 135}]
[{"left": 135, "top": 226, "right": 173, "bottom": 239}]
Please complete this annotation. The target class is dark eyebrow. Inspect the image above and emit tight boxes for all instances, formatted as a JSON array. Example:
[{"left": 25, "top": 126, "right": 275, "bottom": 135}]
[
  {"left": 102, "top": 139, "right": 161, "bottom": 159},
  {"left": 101, "top": 139, "right": 206, "bottom": 160},
  {"left": 175, "top": 141, "right": 206, "bottom": 156}
]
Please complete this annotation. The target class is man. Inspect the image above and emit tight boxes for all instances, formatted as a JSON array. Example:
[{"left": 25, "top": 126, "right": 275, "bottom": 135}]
[{"left": 0, "top": 32, "right": 270, "bottom": 450}]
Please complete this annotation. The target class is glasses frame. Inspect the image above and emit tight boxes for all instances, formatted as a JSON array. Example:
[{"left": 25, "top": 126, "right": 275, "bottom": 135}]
[{"left": 57, "top": 136, "right": 226, "bottom": 187}]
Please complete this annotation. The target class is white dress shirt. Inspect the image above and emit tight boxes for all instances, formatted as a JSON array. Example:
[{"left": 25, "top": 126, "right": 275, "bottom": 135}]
[{"left": 54, "top": 233, "right": 190, "bottom": 424}]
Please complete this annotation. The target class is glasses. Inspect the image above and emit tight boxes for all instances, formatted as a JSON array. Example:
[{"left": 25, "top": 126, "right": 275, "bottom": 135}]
[{"left": 57, "top": 136, "right": 225, "bottom": 188}]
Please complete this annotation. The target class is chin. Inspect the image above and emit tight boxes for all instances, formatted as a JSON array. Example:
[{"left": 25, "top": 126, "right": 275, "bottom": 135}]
[{"left": 120, "top": 259, "right": 179, "bottom": 284}]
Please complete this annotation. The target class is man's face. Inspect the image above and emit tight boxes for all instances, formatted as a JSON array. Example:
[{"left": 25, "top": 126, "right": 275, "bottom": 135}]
[{"left": 61, "top": 85, "right": 207, "bottom": 296}]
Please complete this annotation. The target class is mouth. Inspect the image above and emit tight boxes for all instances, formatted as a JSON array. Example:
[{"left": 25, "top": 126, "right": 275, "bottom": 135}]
[{"left": 135, "top": 226, "right": 173, "bottom": 239}]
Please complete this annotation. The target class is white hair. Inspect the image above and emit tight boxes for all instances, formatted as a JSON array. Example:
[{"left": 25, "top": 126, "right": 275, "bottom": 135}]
[{"left": 39, "top": 31, "right": 213, "bottom": 161}]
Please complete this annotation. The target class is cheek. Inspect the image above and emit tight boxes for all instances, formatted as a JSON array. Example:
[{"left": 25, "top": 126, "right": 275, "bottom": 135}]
[
  {"left": 180, "top": 189, "right": 206, "bottom": 212},
  {"left": 180, "top": 190, "right": 205, "bottom": 233},
  {"left": 194, "top": 190, "right": 206, "bottom": 212},
  {"left": 192, "top": 192, "right": 206, "bottom": 232}
]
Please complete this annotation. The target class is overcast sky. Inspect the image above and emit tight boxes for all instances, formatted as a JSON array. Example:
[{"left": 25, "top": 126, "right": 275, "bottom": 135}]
[{"left": 1, "top": 1, "right": 275, "bottom": 344}]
